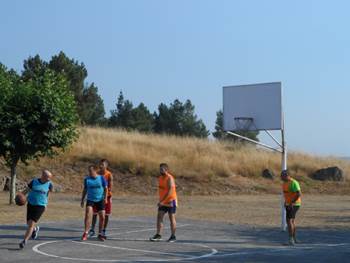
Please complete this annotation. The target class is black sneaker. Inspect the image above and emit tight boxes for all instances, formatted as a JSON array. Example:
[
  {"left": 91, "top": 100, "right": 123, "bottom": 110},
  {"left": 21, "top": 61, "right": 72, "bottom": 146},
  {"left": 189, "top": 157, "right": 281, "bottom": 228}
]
[
  {"left": 88, "top": 229, "right": 95, "bottom": 237},
  {"left": 31, "top": 226, "right": 40, "bottom": 240},
  {"left": 98, "top": 234, "right": 106, "bottom": 242},
  {"left": 102, "top": 229, "right": 107, "bottom": 240},
  {"left": 167, "top": 235, "right": 176, "bottom": 243},
  {"left": 19, "top": 240, "right": 26, "bottom": 249},
  {"left": 149, "top": 234, "right": 162, "bottom": 242}
]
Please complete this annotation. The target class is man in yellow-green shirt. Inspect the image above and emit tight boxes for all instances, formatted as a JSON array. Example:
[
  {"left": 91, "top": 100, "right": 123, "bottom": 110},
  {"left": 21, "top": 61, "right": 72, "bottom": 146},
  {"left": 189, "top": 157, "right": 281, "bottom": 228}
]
[{"left": 281, "top": 170, "right": 301, "bottom": 246}]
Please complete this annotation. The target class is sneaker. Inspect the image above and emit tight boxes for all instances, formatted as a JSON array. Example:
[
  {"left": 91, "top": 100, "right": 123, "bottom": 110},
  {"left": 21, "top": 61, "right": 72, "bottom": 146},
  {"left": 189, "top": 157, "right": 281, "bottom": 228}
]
[
  {"left": 19, "top": 240, "right": 26, "bottom": 249},
  {"left": 31, "top": 226, "right": 40, "bottom": 240},
  {"left": 101, "top": 229, "right": 107, "bottom": 239},
  {"left": 98, "top": 234, "right": 106, "bottom": 242},
  {"left": 294, "top": 237, "right": 301, "bottom": 244},
  {"left": 288, "top": 237, "right": 295, "bottom": 246},
  {"left": 81, "top": 232, "right": 88, "bottom": 241},
  {"left": 167, "top": 235, "right": 176, "bottom": 243},
  {"left": 88, "top": 229, "right": 95, "bottom": 237},
  {"left": 150, "top": 234, "right": 162, "bottom": 242}
]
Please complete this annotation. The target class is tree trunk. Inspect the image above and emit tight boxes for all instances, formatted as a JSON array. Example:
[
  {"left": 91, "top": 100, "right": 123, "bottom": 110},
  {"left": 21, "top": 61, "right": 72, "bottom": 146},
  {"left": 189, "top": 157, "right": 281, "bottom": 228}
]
[{"left": 9, "top": 162, "right": 17, "bottom": 205}]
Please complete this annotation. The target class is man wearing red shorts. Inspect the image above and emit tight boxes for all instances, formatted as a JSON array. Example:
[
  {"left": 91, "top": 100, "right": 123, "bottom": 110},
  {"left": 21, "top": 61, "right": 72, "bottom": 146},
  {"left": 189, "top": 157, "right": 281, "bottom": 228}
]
[{"left": 89, "top": 159, "right": 113, "bottom": 238}]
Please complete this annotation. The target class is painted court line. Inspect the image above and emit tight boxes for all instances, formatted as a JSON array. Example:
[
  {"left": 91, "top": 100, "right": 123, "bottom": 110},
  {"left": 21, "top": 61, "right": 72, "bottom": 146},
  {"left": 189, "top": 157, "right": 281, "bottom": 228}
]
[
  {"left": 72, "top": 240, "right": 194, "bottom": 258},
  {"left": 107, "top": 224, "right": 191, "bottom": 237},
  {"left": 32, "top": 223, "right": 218, "bottom": 262}
]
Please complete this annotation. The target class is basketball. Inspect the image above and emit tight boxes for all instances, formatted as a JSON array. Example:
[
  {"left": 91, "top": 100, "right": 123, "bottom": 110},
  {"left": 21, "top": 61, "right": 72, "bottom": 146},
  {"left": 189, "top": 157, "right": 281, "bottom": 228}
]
[{"left": 15, "top": 193, "right": 26, "bottom": 206}]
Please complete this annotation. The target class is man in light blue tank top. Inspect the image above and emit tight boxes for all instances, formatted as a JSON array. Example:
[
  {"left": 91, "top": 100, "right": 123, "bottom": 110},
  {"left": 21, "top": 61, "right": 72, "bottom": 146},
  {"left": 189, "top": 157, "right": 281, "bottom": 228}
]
[
  {"left": 81, "top": 165, "right": 108, "bottom": 241},
  {"left": 19, "top": 170, "right": 53, "bottom": 249}
]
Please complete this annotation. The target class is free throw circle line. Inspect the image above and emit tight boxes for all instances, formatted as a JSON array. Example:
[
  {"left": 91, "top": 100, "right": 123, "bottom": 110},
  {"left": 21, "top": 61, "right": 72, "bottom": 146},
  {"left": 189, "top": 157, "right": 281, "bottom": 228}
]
[{"left": 33, "top": 240, "right": 218, "bottom": 262}]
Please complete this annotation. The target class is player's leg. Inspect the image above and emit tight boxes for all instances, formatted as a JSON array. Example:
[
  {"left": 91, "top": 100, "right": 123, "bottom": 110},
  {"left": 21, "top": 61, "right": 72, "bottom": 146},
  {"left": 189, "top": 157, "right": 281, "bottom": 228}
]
[
  {"left": 103, "top": 197, "right": 112, "bottom": 237},
  {"left": 82, "top": 204, "right": 93, "bottom": 240},
  {"left": 89, "top": 212, "right": 97, "bottom": 237},
  {"left": 285, "top": 206, "right": 295, "bottom": 245},
  {"left": 19, "top": 204, "right": 45, "bottom": 249},
  {"left": 291, "top": 206, "right": 300, "bottom": 243},
  {"left": 167, "top": 211, "right": 177, "bottom": 242},
  {"left": 24, "top": 220, "right": 36, "bottom": 240},
  {"left": 150, "top": 209, "right": 166, "bottom": 241},
  {"left": 98, "top": 210, "right": 106, "bottom": 241}
]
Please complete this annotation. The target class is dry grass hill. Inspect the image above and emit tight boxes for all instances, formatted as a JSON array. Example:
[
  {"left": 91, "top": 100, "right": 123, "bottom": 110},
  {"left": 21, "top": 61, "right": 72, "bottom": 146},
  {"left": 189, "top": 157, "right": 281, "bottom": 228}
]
[{"left": 1, "top": 127, "right": 349, "bottom": 195}]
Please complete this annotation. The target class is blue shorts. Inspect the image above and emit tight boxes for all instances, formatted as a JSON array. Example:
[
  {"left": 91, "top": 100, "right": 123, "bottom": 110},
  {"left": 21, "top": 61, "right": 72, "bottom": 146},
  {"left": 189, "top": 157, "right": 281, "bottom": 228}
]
[{"left": 158, "top": 200, "right": 177, "bottom": 214}]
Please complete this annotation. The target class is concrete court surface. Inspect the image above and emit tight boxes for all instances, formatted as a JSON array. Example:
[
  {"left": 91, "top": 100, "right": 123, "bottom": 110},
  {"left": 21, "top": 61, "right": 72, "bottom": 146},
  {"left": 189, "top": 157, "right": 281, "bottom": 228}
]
[{"left": 0, "top": 217, "right": 349, "bottom": 262}]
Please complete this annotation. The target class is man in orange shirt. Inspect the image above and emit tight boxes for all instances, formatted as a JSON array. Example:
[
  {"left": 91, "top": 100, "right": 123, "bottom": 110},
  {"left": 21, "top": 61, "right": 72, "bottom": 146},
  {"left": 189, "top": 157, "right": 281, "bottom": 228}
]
[
  {"left": 281, "top": 170, "right": 301, "bottom": 246},
  {"left": 89, "top": 159, "right": 113, "bottom": 238},
  {"left": 150, "top": 163, "right": 177, "bottom": 243}
]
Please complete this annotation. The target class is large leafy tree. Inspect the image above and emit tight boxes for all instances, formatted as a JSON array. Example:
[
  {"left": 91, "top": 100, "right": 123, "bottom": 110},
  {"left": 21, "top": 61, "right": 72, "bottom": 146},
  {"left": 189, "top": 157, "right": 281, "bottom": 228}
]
[
  {"left": 22, "top": 52, "right": 105, "bottom": 125},
  {"left": 0, "top": 64, "right": 79, "bottom": 204},
  {"left": 213, "top": 110, "right": 259, "bottom": 142},
  {"left": 154, "top": 99, "right": 209, "bottom": 138}
]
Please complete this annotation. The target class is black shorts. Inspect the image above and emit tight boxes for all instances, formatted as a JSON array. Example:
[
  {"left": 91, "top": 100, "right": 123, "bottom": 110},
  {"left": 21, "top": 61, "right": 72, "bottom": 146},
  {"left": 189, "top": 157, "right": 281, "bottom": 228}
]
[
  {"left": 27, "top": 203, "right": 46, "bottom": 223},
  {"left": 86, "top": 200, "right": 105, "bottom": 212},
  {"left": 158, "top": 206, "right": 176, "bottom": 214},
  {"left": 285, "top": 205, "right": 300, "bottom": 219}
]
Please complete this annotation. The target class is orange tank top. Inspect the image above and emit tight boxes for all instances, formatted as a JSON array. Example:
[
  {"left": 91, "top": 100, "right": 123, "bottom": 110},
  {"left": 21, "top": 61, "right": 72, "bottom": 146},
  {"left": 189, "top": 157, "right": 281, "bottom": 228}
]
[
  {"left": 159, "top": 172, "right": 177, "bottom": 207},
  {"left": 100, "top": 170, "right": 113, "bottom": 197},
  {"left": 282, "top": 179, "right": 301, "bottom": 206}
]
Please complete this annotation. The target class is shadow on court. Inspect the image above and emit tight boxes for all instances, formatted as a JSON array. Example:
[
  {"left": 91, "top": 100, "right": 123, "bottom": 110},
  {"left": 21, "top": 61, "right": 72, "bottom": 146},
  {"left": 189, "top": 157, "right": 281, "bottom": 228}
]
[{"left": 0, "top": 218, "right": 349, "bottom": 263}]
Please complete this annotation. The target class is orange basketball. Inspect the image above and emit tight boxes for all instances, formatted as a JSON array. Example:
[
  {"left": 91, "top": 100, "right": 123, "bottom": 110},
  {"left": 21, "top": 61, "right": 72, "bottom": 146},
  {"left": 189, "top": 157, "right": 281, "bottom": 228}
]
[{"left": 15, "top": 193, "right": 26, "bottom": 206}]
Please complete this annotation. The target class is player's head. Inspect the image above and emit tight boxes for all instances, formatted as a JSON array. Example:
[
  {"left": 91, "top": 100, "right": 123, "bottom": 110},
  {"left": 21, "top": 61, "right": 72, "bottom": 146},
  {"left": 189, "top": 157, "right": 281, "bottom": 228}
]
[
  {"left": 41, "top": 170, "right": 53, "bottom": 182},
  {"left": 160, "top": 163, "right": 169, "bottom": 175},
  {"left": 99, "top": 159, "right": 109, "bottom": 172},
  {"left": 280, "top": 170, "right": 290, "bottom": 182},
  {"left": 88, "top": 165, "right": 98, "bottom": 177}
]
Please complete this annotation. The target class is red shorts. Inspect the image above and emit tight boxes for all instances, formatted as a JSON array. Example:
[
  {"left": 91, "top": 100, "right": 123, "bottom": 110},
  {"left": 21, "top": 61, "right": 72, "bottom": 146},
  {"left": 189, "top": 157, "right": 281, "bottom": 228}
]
[{"left": 93, "top": 197, "right": 112, "bottom": 215}]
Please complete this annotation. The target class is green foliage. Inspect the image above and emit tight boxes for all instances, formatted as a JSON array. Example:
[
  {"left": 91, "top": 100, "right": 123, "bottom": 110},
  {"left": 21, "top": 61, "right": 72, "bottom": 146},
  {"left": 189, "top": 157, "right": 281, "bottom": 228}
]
[
  {"left": 22, "top": 52, "right": 105, "bottom": 125},
  {"left": 154, "top": 99, "right": 209, "bottom": 138},
  {"left": 109, "top": 92, "right": 154, "bottom": 132},
  {"left": 213, "top": 110, "right": 259, "bottom": 142},
  {"left": 0, "top": 64, "right": 79, "bottom": 166}
]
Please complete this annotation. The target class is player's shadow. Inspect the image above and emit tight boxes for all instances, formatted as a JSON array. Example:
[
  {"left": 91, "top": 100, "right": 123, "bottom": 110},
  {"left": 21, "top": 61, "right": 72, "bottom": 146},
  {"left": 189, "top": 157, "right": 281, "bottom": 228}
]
[
  {"left": 228, "top": 226, "right": 350, "bottom": 245},
  {"left": 0, "top": 242, "right": 22, "bottom": 251}
]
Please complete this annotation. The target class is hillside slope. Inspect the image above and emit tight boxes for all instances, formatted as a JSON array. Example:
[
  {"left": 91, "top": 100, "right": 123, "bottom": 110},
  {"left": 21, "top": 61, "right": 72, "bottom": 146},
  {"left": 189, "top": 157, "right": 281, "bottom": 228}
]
[{"left": 1, "top": 127, "right": 349, "bottom": 195}]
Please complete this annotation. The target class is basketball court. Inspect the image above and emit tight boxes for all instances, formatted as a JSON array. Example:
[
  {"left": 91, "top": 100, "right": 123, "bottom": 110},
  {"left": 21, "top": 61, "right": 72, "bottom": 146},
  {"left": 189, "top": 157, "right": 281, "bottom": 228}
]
[{"left": 0, "top": 217, "right": 349, "bottom": 262}]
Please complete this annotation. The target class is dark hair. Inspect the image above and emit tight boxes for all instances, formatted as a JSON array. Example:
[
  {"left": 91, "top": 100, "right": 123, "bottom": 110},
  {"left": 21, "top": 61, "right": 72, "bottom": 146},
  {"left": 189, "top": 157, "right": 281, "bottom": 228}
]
[
  {"left": 281, "top": 170, "right": 288, "bottom": 176},
  {"left": 100, "top": 159, "right": 109, "bottom": 166},
  {"left": 160, "top": 163, "right": 169, "bottom": 170},
  {"left": 89, "top": 164, "right": 98, "bottom": 171}
]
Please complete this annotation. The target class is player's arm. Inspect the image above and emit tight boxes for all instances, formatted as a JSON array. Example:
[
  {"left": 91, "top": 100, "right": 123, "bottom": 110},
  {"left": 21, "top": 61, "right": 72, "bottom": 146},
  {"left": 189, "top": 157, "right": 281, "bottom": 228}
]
[
  {"left": 291, "top": 191, "right": 301, "bottom": 205},
  {"left": 81, "top": 179, "right": 87, "bottom": 208},
  {"left": 109, "top": 174, "right": 113, "bottom": 194},
  {"left": 158, "top": 178, "right": 174, "bottom": 206},
  {"left": 21, "top": 180, "right": 33, "bottom": 195},
  {"left": 102, "top": 177, "right": 108, "bottom": 204},
  {"left": 47, "top": 183, "right": 53, "bottom": 201}
]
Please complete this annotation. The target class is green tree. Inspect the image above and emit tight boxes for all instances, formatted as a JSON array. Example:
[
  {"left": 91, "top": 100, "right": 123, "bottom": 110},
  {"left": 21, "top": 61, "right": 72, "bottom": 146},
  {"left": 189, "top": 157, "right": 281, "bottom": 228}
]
[
  {"left": 0, "top": 64, "right": 79, "bottom": 204},
  {"left": 109, "top": 91, "right": 154, "bottom": 132},
  {"left": 213, "top": 110, "right": 259, "bottom": 142},
  {"left": 80, "top": 83, "right": 106, "bottom": 125},
  {"left": 22, "top": 52, "right": 105, "bottom": 125},
  {"left": 154, "top": 99, "right": 209, "bottom": 138}
]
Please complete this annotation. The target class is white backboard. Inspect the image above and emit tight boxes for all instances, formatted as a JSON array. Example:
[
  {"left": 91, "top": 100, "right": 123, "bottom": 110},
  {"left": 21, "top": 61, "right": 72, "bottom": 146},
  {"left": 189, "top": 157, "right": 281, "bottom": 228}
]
[{"left": 223, "top": 82, "right": 282, "bottom": 131}]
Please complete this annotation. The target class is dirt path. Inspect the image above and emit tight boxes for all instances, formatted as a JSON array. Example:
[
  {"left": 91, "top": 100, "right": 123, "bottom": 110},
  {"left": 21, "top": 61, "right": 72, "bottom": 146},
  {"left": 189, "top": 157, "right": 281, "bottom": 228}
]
[{"left": 1, "top": 193, "right": 349, "bottom": 228}]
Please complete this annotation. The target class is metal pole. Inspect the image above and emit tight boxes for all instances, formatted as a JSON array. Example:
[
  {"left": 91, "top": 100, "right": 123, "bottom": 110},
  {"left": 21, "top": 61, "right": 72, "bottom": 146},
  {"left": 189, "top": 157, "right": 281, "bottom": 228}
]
[
  {"left": 281, "top": 122, "right": 287, "bottom": 231},
  {"left": 226, "top": 131, "right": 282, "bottom": 153}
]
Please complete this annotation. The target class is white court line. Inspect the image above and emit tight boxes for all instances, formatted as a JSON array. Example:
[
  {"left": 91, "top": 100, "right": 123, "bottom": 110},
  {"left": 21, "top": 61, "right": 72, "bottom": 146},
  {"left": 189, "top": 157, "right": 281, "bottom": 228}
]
[
  {"left": 72, "top": 240, "right": 194, "bottom": 258},
  {"left": 212, "top": 242, "right": 350, "bottom": 258},
  {"left": 32, "top": 223, "right": 218, "bottom": 262},
  {"left": 107, "top": 224, "right": 191, "bottom": 237}
]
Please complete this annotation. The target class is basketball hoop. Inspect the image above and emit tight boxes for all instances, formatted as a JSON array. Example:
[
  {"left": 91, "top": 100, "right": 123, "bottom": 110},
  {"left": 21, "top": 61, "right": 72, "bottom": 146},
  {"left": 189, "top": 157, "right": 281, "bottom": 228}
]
[{"left": 234, "top": 117, "right": 254, "bottom": 131}]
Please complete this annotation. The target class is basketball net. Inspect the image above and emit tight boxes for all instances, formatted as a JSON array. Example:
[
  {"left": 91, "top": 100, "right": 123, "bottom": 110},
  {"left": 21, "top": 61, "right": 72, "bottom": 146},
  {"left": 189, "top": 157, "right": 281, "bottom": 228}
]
[{"left": 234, "top": 117, "right": 254, "bottom": 131}]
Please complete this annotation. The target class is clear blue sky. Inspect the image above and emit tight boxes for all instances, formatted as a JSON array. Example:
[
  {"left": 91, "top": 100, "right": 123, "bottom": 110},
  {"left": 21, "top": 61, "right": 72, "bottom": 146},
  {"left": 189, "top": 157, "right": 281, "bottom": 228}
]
[{"left": 1, "top": 0, "right": 350, "bottom": 156}]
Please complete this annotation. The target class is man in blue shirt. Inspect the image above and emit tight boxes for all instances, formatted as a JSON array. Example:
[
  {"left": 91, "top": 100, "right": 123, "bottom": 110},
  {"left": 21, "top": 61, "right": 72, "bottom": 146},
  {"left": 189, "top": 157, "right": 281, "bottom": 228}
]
[
  {"left": 19, "top": 170, "right": 53, "bottom": 249},
  {"left": 81, "top": 165, "right": 108, "bottom": 241}
]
